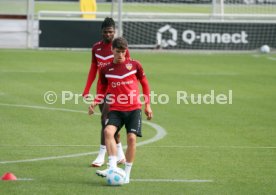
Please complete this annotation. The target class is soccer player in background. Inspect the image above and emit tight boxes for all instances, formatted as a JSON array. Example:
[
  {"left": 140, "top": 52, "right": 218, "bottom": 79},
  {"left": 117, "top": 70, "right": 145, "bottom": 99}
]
[
  {"left": 82, "top": 17, "right": 129, "bottom": 167},
  {"left": 88, "top": 37, "right": 153, "bottom": 184}
]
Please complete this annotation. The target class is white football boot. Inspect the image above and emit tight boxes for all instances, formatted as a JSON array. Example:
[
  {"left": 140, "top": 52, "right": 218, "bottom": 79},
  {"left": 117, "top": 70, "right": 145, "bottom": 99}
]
[
  {"left": 124, "top": 177, "right": 130, "bottom": 184},
  {"left": 91, "top": 145, "right": 106, "bottom": 167},
  {"left": 91, "top": 155, "right": 105, "bottom": 167},
  {"left": 96, "top": 168, "right": 108, "bottom": 177}
]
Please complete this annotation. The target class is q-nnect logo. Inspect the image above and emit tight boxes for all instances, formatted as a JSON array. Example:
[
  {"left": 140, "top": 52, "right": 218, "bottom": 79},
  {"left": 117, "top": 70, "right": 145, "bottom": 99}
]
[
  {"left": 182, "top": 30, "right": 249, "bottom": 45},
  {"left": 156, "top": 25, "right": 177, "bottom": 47},
  {"left": 156, "top": 25, "right": 249, "bottom": 48}
]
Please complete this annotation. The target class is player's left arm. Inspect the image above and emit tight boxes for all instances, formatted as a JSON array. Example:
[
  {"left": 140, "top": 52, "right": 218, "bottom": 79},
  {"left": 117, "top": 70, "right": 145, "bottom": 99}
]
[
  {"left": 137, "top": 62, "right": 153, "bottom": 120},
  {"left": 140, "top": 77, "right": 153, "bottom": 120}
]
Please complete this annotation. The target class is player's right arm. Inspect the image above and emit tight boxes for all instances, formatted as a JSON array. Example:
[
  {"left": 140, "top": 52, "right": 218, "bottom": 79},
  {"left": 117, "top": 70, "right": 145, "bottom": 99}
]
[{"left": 82, "top": 49, "right": 98, "bottom": 97}]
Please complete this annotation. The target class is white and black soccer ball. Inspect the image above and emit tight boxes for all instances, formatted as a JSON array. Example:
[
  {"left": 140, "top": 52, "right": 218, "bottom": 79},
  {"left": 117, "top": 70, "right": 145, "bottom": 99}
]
[
  {"left": 106, "top": 168, "right": 126, "bottom": 186},
  {"left": 260, "top": 45, "right": 270, "bottom": 53}
]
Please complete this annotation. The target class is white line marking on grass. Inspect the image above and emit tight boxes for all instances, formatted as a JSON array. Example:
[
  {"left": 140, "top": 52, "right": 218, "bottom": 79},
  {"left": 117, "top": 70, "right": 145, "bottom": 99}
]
[
  {"left": 267, "top": 57, "right": 276, "bottom": 61},
  {"left": 0, "top": 103, "right": 167, "bottom": 164},
  {"left": 0, "top": 145, "right": 274, "bottom": 149},
  {"left": 190, "top": 73, "right": 238, "bottom": 76},
  {"left": 137, "top": 121, "right": 166, "bottom": 147},
  {"left": 0, "top": 103, "right": 88, "bottom": 114},
  {"left": 215, "top": 146, "right": 276, "bottom": 149},
  {"left": 0, "top": 144, "right": 100, "bottom": 147},
  {"left": 0, "top": 70, "right": 45, "bottom": 73},
  {"left": 16, "top": 178, "right": 33, "bottom": 181},
  {"left": 0, "top": 152, "right": 100, "bottom": 164},
  {"left": 138, "top": 145, "right": 276, "bottom": 149},
  {"left": 131, "top": 179, "right": 213, "bottom": 183}
]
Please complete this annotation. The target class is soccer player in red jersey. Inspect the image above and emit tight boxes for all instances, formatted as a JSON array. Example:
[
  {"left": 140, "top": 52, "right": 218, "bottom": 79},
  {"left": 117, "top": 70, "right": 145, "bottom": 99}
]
[
  {"left": 88, "top": 37, "right": 153, "bottom": 184},
  {"left": 83, "top": 17, "right": 129, "bottom": 167}
]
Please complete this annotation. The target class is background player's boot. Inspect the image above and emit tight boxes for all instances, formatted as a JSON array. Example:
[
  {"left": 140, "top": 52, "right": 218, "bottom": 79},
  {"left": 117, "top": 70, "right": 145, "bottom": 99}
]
[
  {"left": 91, "top": 158, "right": 104, "bottom": 167},
  {"left": 90, "top": 145, "right": 106, "bottom": 167}
]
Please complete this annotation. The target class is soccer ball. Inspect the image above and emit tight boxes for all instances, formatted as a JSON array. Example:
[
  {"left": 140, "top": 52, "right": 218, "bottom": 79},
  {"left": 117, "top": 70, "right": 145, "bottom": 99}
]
[
  {"left": 106, "top": 168, "right": 126, "bottom": 186},
  {"left": 260, "top": 45, "right": 270, "bottom": 53}
]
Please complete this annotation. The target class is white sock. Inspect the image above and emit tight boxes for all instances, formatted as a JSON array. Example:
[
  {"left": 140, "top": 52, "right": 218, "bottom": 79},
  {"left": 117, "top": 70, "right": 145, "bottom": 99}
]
[
  {"left": 108, "top": 156, "right": 117, "bottom": 169},
  {"left": 116, "top": 143, "right": 125, "bottom": 160},
  {"left": 97, "top": 145, "right": 106, "bottom": 158},
  {"left": 124, "top": 162, "right": 133, "bottom": 180}
]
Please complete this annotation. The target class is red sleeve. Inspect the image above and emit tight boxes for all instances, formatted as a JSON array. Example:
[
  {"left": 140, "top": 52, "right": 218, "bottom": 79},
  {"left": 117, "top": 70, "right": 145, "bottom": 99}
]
[
  {"left": 94, "top": 68, "right": 108, "bottom": 104},
  {"left": 135, "top": 61, "right": 145, "bottom": 80},
  {"left": 140, "top": 77, "right": 150, "bottom": 104},
  {"left": 136, "top": 62, "right": 150, "bottom": 104},
  {"left": 82, "top": 49, "right": 98, "bottom": 97}
]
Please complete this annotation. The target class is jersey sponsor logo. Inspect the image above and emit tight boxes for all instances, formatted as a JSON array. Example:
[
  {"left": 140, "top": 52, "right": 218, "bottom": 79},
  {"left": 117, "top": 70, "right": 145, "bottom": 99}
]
[
  {"left": 108, "top": 68, "right": 114, "bottom": 71},
  {"left": 97, "top": 48, "right": 101, "bottom": 51},
  {"left": 111, "top": 80, "right": 134, "bottom": 88},
  {"left": 125, "top": 63, "right": 133, "bottom": 70},
  {"left": 97, "top": 61, "right": 111, "bottom": 68}
]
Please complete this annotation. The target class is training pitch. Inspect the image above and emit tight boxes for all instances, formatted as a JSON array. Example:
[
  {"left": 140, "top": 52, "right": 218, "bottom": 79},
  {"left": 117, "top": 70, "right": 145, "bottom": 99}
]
[{"left": 0, "top": 49, "right": 275, "bottom": 194}]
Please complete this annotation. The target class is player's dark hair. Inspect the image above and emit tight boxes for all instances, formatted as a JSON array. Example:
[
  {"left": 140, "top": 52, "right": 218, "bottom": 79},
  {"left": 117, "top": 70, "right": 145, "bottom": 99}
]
[
  {"left": 112, "top": 37, "right": 128, "bottom": 50},
  {"left": 101, "top": 17, "right": 115, "bottom": 29}
]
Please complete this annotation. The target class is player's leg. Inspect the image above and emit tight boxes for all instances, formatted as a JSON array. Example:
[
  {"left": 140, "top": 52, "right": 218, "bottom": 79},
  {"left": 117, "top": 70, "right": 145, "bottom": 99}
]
[
  {"left": 96, "top": 124, "right": 117, "bottom": 177},
  {"left": 115, "top": 131, "right": 126, "bottom": 165},
  {"left": 124, "top": 109, "right": 142, "bottom": 184},
  {"left": 91, "top": 103, "right": 106, "bottom": 167},
  {"left": 103, "top": 101, "right": 126, "bottom": 164},
  {"left": 96, "top": 111, "right": 123, "bottom": 177},
  {"left": 124, "top": 133, "right": 136, "bottom": 184},
  {"left": 104, "top": 124, "right": 118, "bottom": 169}
]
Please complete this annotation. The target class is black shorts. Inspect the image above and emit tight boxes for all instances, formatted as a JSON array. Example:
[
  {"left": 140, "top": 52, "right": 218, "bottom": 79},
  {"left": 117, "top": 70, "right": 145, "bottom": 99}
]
[{"left": 106, "top": 109, "right": 142, "bottom": 137}]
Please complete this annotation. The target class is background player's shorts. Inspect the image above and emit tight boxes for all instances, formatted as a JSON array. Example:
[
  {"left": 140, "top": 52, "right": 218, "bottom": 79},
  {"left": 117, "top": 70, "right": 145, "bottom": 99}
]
[{"left": 106, "top": 109, "right": 142, "bottom": 137}]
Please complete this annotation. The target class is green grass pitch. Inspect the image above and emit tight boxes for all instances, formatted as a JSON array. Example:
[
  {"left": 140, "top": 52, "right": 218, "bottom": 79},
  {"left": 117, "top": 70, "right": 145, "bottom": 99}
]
[
  {"left": 33, "top": 1, "right": 276, "bottom": 14},
  {"left": 0, "top": 49, "right": 276, "bottom": 194},
  {"left": 1, "top": 1, "right": 275, "bottom": 15}
]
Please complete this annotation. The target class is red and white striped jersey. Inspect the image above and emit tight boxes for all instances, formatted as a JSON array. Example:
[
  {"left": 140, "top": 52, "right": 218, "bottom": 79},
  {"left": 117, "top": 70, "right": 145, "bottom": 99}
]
[
  {"left": 96, "top": 58, "right": 150, "bottom": 112},
  {"left": 82, "top": 40, "right": 130, "bottom": 96}
]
